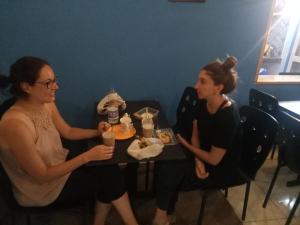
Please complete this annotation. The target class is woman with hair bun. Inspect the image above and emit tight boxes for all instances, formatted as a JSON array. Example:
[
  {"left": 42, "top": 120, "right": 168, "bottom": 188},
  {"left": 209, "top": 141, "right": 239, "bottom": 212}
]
[{"left": 153, "top": 56, "right": 240, "bottom": 225}]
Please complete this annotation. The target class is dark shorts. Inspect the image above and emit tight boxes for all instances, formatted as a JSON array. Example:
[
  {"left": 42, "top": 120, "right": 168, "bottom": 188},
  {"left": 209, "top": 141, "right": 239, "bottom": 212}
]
[
  {"left": 50, "top": 164, "right": 126, "bottom": 207},
  {"left": 154, "top": 159, "right": 213, "bottom": 211}
]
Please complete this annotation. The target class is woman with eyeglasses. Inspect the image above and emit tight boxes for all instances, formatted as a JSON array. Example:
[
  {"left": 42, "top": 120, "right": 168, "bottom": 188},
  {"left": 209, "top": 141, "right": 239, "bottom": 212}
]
[{"left": 0, "top": 57, "right": 138, "bottom": 225}]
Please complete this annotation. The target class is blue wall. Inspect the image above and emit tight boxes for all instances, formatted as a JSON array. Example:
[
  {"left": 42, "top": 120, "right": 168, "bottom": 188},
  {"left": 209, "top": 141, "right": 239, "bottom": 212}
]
[{"left": 1, "top": 0, "right": 297, "bottom": 126}]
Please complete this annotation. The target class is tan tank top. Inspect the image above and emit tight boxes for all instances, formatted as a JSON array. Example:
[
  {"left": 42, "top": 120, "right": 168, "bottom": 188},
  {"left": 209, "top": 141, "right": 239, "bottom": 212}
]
[{"left": 0, "top": 106, "right": 70, "bottom": 206}]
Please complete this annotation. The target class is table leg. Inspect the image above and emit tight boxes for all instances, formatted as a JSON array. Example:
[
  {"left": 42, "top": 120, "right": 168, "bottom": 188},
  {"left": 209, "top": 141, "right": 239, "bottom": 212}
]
[{"left": 125, "top": 163, "right": 139, "bottom": 197}]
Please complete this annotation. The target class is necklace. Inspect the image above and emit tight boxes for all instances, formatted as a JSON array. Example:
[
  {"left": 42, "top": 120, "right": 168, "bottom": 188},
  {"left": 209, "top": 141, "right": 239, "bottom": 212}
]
[
  {"left": 28, "top": 107, "right": 51, "bottom": 130},
  {"left": 15, "top": 103, "right": 52, "bottom": 130}
]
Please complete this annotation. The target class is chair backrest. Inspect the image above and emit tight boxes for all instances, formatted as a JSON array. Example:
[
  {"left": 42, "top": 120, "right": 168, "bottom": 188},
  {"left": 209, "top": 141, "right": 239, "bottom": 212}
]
[
  {"left": 0, "top": 161, "right": 20, "bottom": 210},
  {"left": 0, "top": 97, "right": 16, "bottom": 119},
  {"left": 249, "top": 88, "right": 279, "bottom": 119},
  {"left": 238, "top": 106, "right": 279, "bottom": 179},
  {"left": 278, "top": 111, "right": 300, "bottom": 174},
  {"left": 173, "top": 87, "right": 199, "bottom": 141}
]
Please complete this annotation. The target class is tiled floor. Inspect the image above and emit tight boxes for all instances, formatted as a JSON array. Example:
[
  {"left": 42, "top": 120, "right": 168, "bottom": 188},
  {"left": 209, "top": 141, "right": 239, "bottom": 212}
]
[
  {"left": 227, "top": 154, "right": 300, "bottom": 225},
  {"left": 1, "top": 153, "right": 299, "bottom": 225}
]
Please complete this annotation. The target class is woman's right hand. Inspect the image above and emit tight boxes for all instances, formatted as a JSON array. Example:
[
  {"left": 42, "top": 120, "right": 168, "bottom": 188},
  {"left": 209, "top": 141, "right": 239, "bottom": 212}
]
[
  {"left": 98, "top": 121, "right": 111, "bottom": 135},
  {"left": 195, "top": 158, "right": 209, "bottom": 179},
  {"left": 85, "top": 145, "right": 114, "bottom": 162}
]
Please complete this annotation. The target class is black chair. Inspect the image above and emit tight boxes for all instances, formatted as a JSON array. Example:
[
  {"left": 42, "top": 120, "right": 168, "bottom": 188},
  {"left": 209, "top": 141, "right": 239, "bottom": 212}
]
[
  {"left": 0, "top": 97, "right": 16, "bottom": 119},
  {"left": 173, "top": 86, "right": 199, "bottom": 142},
  {"left": 0, "top": 161, "right": 54, "bottom": 225},
  {"left": 285, "top": 192, "right": 300, "bottom": 225},
  {"left": 262, "top": 111, "right": 300, "bottom": 225},
  {"left": 249, "top": 88, "right": 280, "bottom": 159},
  {"left": 197, "top": 105, "right": 279, "bottom": 225},
  {"left": 0, "top": 154, "right": 92, "bottom": 225}
]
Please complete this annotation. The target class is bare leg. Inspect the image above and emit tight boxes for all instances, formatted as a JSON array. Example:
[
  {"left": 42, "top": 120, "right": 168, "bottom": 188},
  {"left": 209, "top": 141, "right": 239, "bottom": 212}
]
[
  {"left": 111, "top": 192, "right": 138, "bottom": 225},
  {"left": 93, "top": 201, "right": 111, "bottom": 225},
  {"left": 152, "top": 208, "right": 170, "bottom": 225}
]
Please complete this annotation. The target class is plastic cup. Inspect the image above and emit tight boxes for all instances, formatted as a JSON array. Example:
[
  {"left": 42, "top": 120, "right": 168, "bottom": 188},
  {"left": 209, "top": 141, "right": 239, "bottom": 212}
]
[
  {"left": 102, "top": 130, "right": 115, "bottom": 146},
  {"left": 142, "top": 118, "right": 154, "bottom": 138}
]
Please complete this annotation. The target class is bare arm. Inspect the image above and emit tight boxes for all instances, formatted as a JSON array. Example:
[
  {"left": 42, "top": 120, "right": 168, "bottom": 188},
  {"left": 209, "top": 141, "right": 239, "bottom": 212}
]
[
  {"left": 2, "top": 118, "right": 113, "bottom": 184},
  {"left": 177, "top": 133, "right": 226, "bottom": 166},
  {"left": 191, "top": 120, "right": 200, "bottom": 147},
  {"left": 188, "top": 120, "right": 209, "bottom": 178},
  {"left": 50, "top": 103, "right": 109, "bottom": 140}
]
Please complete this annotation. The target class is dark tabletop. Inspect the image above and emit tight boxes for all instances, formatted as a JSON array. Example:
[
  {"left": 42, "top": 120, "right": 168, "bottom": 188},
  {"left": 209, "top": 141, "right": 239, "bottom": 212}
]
[{"left": 87, "top": 100, "right": 187, "bottom": 166}]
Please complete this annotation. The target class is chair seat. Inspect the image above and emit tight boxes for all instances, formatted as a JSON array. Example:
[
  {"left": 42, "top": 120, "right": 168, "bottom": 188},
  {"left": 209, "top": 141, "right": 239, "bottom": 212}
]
[
  {"left": 206, "top": 169, "right": 250, "bottom": 190},
  {"left": 196, "top": 105, "right": 279, "bottom": 225}
]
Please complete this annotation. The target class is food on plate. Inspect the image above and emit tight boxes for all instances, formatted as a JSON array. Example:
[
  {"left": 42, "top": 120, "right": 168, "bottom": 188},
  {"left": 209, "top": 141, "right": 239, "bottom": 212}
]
[
  {"left": 157, "top": 132, "right": 171, "bottom": 144},
  {"left": 138, "top": 137, "right": 152, "bottom": 149},
  {"left": 127, "top": 137, "right": 164, "bottom": 160}
]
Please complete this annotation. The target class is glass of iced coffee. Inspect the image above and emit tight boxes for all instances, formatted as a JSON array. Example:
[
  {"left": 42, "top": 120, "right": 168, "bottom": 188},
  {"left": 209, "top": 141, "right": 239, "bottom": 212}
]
[
  {"left": 102, "top": 129, "right": 115, "bottom": 146},
  {"left": 142, "top": 118, "right": 154, "bottom": 138}
]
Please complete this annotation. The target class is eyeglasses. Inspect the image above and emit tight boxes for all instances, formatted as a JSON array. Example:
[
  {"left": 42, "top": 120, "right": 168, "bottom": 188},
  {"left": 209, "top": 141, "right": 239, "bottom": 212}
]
[{"left": 35, "top": 78, "right": 58, "bottom": 89}]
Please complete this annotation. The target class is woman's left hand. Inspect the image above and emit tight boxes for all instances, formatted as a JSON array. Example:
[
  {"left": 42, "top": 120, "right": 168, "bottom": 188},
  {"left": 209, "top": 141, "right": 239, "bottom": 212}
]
[
  {"left": 98, "top": 121, "right": 111, "bottom": 135},
  {"left": 176, "top": 134, "right": 189, "bottom": 147}
]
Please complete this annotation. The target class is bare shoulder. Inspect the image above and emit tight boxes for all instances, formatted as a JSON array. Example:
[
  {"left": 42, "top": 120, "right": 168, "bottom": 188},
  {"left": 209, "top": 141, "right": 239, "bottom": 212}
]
[
  {"left": 1, "top": 107, "right": 33, "bottom": 125},
  {"left": 0, "top": 109, "right": 36, "bottom": 142}
]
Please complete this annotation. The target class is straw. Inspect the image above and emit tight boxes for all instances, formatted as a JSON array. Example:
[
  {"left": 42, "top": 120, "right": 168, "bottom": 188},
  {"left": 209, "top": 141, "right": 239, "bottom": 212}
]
[
  {"left": 146, "top": 107, "right": 149, "bottom": 119},
  {"left": 111, "top": 125, "right": 114, "bottom": 133}
]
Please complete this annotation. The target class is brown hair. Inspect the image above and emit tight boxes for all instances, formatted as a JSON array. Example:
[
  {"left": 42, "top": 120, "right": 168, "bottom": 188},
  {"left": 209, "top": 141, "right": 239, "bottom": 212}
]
[
  {"left": 203, "top": 56, "right": 238, "bottom": 94},
  {"left": 9, "top": 56, "right": 50, "bottom": 98}
]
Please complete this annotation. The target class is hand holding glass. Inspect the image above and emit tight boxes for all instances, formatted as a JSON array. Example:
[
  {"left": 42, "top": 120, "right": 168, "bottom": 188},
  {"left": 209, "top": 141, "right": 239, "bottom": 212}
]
[{"left": 102, "top": 129, "right": 115, "bottom": 146}]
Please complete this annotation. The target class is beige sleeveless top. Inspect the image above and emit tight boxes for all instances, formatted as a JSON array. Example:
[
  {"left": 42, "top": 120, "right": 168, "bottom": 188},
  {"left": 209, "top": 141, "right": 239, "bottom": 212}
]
[{"left": 0, "top": 106, "right": 70, "bottom": 206}]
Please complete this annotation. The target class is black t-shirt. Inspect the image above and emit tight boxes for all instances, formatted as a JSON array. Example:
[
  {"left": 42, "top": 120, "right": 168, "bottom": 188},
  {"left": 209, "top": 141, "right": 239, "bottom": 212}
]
[{"left": 196, "top": 99, "right": 240, "bottom": 186}]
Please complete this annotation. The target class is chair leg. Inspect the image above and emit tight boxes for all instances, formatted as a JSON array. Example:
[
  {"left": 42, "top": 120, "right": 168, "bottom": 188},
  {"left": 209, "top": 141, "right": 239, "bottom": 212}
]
[
  {"left": 10, "top": 211, "right": 16, "bottom": 225},
  {"left": 285, "top": 192, "right": 300, "bottom": 225},
  {"left": 197, "top": 191, "right": 208, "bottom": 225},
  {"left": 224, "top": 188, "right": 228, "bottom": 198},
  {"left": 263, "top": 164, "right": 281, "bottom": 208},
  {"left": 270, "top": 145, "right": 277, "bottom": 159},
  {"left": 145, "top": 161, "right": 150, "bottom": 191},
  {"left": 25, "top": 214, "right": 31, "bottom": 225},
  {"left": 242, "top": 181, "right": 251, "bottom": 221}
]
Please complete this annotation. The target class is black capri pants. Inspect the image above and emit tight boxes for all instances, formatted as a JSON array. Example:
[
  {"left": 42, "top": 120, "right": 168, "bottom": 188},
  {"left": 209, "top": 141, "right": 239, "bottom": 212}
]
[
  {"left": 50, "top": 165, "right": 126, "bottom": 208},
  {"left": 154, "top": 159, "right": 213, "bottom": 212}
]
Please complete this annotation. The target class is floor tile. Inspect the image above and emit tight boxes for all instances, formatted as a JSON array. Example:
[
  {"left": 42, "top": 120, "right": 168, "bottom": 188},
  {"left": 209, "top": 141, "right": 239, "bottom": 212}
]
[
  {"left": 1, "top": 153, "right": 299, "bottom": 225},
  {"left": 227, "top": 183, "right": 286, "bottom": 222},
  {"left": 242, "top": 218, "right": 287, "bottom": 225},
  {"left": 255, "top": 159, "right": 300, "bottom": 217}
]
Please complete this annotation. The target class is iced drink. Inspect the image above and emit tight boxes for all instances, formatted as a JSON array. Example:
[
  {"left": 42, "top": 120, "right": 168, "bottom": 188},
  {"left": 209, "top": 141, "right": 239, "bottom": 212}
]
[
  {"left": 142, "top": 123, "right": 154, "bottom": 138},
  {"left": 102, "top": 130, "right": 115, "bottom": 146}
]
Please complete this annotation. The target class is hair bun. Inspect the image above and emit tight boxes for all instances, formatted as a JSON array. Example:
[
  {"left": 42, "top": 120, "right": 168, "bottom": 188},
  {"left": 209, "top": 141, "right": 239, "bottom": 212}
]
[{"left": 222, "top": 56, "right": 237, "bottom": 71}]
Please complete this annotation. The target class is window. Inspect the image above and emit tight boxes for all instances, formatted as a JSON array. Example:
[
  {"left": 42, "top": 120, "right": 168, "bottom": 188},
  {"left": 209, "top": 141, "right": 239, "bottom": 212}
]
[{"left": 256, "top": 0, "right": 300, "bottom": 83}]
